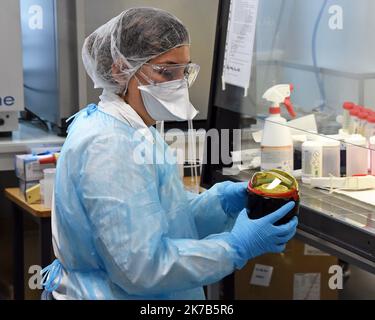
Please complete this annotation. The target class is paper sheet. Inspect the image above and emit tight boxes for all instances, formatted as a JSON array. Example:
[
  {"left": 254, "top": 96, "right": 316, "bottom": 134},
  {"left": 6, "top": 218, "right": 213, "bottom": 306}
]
[
  {"left": 250, "top": 264, "right": 273, "bottom": 287},
  {"left": 293, "top": 273, "right": 321, "bottom": 300},
  {"left": 334, "top": 189, "right": 375, "bottom": 206},
  {"left": 231, "top": 148, "right": 260, "bottom": 162},
  {"left": 304, "top": 245, "right": 330, "bottom": 256},
  {"left": 222, "top": 0, "right": 259, "bottom": 96}
]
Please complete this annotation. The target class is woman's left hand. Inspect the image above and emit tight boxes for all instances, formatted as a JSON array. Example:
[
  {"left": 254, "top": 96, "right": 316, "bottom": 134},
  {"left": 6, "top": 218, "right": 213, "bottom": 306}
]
[{"left": 219, "top": 181, "right": 249, "bottom": 217}]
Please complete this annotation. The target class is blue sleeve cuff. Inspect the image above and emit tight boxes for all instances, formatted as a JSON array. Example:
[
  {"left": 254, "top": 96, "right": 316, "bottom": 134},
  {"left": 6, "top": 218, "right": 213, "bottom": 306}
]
[{"left": 218, "top": 232, "right": 248, "bottom": 270}]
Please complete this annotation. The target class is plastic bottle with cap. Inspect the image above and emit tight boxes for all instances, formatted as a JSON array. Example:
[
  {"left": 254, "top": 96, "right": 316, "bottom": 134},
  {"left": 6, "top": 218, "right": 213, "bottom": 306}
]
[
  {"left": 342, "top": 102, "right": 355, "bottom": 133},
  {"left": 302, "top": 140, "right": 323, "bottom": 183},
  {"left": 318, "top": 136, "right": 341, "bottom": 177},
  {"left": 345, "top": 134, "right": 368, "bottom": 177},
  {"left": 260, "top": 84, "right": 296, "bottom": 173}
]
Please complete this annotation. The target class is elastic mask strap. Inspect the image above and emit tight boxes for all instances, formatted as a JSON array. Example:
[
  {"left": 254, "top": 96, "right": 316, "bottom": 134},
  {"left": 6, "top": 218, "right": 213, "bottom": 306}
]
[
  {"left": 156, "top": 121, "right": 165, "bottom": 140},
  {"left": 135, "top": 68, "right": 155, "bottom": 87}
]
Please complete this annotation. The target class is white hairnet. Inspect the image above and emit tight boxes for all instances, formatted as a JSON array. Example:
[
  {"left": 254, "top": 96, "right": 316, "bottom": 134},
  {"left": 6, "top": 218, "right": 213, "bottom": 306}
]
[{"left": 82, "top": 7, "right": 191, "bottom": 95}]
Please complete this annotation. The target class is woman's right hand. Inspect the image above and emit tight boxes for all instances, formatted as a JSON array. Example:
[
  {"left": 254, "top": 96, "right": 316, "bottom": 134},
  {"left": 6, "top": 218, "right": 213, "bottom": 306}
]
[{"left": 227, "top": 202, "right": 298, "bottom": 262}]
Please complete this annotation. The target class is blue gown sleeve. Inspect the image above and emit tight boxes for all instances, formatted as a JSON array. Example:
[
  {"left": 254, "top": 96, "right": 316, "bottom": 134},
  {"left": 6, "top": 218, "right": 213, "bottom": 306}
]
[
  {"left": 185, "top": 182, "right": 237, "bottom": 239},
  {"left": 78, "top": 134, "right": 243, "bottom": 296}
]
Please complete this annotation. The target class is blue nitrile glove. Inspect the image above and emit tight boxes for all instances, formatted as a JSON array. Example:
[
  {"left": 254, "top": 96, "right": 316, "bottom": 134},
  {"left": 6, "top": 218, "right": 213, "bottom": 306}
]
[
  {"left": 219, "top": 181, "right": 249, "bottom": 217},
  {"left": 227, "top": 202, "right": 298, "bottom": 266}
]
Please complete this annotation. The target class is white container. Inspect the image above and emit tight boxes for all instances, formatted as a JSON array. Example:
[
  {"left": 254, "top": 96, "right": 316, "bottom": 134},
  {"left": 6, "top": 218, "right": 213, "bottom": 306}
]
[
  {"left": 302, "top": 141, "right": 323, "bottom": 183},
  {"left": 345, "top": 134, "right": 368, "bottom": 177},
  {"left": 370, "top": 136, "right": 375, "bottom": 176},
  {"left": 261, "top": 113, "right": 293, "bottom": 173},
  {"left": 39, "top": 179, "right": 45, "bottom": 202},
  {"left": 43, "top": 168, "right": 56, "bottom": 209},
  {"left": 318, "top": 137, "right": 341, "bottom": 177},
  {"left": 261, "top": 84, "right": 295, "bottom": 173}
]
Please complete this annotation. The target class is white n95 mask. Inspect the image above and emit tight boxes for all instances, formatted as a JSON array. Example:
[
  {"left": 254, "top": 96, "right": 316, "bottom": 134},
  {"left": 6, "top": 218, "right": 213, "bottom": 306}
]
[{"left": 138, "top": 79, "right": 199, "bottom": 121}]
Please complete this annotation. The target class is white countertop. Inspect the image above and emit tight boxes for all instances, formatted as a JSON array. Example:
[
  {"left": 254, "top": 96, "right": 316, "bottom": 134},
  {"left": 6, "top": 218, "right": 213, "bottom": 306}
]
[{"left": 0, "top": 122, "right": 66, "bottom": 171}]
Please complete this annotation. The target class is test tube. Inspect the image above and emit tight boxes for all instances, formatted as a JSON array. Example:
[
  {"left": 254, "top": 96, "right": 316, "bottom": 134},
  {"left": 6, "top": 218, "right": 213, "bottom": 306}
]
[
  {"left": 342, "top": 102, "right": 355, "bottom": 133},
  {"left": 348, "top": 107, "right": 359, "bottom": 134},
  {"left": 357, "top": 110, "right": 369, "bottom": 137}
]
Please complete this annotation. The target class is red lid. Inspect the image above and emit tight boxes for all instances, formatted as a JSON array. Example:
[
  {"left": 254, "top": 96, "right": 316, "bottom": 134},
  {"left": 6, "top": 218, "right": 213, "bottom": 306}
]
[
  {"left": 247, "top": 181, "right": 299, "bottom": 201},
  {"left": 343, "top": 102, "right": 355, "bottom": 110},
  {"left": 38, "top": 155, "right": 57, "bottom": 165},
  {"left": 367, "top": 115, "right": 375, "bottom": 123},
  {"left": 358, "top": 111, "right": 368, "bottom": 120},
  {"left": 269, "top": 107, "right": 281, "bottom": 114},
  {"left": 357, "top": 105, "right": 365, "bottom": 112},
  {"left": 350, "top": 108, "right": 359, "bottom": 116}
]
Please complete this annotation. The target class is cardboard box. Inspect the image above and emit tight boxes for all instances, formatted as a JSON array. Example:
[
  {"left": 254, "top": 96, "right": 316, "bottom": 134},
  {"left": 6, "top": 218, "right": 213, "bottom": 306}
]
[
  {"left": 19, "top": 179, "right": 39, "bottom": 196},
  {"left": 235, "top": 239, "right": 338, "bottom": 300},
  {"left": 15, "top": 154, "right": 56, "bottom": 182}
]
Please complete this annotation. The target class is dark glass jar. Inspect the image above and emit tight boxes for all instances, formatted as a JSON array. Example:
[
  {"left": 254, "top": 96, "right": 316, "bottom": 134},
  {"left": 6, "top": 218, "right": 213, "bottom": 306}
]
[{"left": 246, "top": 169, "right": 300, "bottom": 226}]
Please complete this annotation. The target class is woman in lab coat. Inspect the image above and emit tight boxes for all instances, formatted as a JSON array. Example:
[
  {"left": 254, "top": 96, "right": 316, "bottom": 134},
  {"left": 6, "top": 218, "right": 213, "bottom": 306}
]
[{"left": 41, "top": 7, "right": 298, "bottom": 300}]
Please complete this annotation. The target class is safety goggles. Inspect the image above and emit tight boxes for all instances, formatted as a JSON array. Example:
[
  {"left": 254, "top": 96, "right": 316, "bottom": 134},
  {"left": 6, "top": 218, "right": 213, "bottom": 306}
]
[
  {"left": 248, "top": 169, "right": 299, "bottom": 201},
  {"left": 139, "top": 62, "right": 200, "bottom": 87}
]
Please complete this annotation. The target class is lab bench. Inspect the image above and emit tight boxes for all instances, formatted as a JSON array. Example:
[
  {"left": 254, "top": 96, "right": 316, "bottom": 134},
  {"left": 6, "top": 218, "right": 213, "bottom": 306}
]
[{"left": 204, "top": 169, "right": 375, "bottom": 274}]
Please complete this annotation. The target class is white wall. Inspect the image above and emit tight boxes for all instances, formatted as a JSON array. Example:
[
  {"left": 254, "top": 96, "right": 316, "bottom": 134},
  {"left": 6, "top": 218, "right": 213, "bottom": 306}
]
[{"left": 253, "top": 0, "right": 375, "bottom": 114}]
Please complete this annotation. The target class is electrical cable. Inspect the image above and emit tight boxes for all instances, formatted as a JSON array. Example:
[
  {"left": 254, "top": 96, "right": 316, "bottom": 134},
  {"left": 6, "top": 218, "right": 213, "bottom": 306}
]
[{"left": 20, "top": 107, "right": 50, "bottom": 132}]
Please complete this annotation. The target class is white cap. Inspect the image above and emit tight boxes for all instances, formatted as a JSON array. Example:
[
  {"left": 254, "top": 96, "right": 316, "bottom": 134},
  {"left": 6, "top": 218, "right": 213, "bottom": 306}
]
[
  {"left": 302, "top": 140, "right": 323, "bottom": 148},
  {"left": 345, "top": 134, "right": 367, "bottom": 146},
  {"left": 318, "top": 136, "right": 340, "bottom": 147},
  {"left": 369, "top": 136, "right": 375, "bottom": 146}
]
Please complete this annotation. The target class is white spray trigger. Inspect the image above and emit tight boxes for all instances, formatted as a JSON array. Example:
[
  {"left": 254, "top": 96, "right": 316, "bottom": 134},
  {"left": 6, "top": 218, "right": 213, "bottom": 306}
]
[{"left": 262, "top": 84, "right": 291, "bottom": 105}]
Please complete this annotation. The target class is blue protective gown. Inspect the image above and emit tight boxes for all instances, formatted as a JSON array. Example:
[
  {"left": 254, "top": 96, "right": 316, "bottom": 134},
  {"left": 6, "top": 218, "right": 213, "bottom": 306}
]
[{"left": 51, "top": 104, "right": 243, "bottom": 299}]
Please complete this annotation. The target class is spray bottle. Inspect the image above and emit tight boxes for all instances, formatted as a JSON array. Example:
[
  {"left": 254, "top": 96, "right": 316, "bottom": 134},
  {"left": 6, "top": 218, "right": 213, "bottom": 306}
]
[{"left": 261, "top": 84, "right": 296, "bottom": 173}]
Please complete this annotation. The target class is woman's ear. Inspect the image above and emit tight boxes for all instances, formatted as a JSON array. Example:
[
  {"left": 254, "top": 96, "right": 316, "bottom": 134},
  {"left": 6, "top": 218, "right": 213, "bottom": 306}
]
[{"left": 111, "top": 63, "right": 127, "bottom": 85}]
